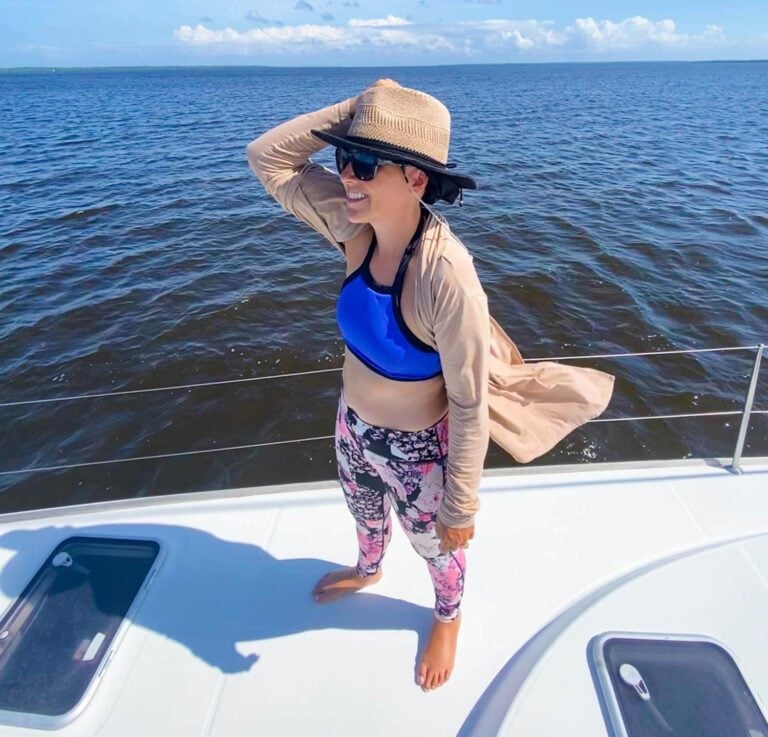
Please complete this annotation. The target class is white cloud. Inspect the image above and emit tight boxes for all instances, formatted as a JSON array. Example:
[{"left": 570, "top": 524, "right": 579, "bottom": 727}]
[
  {"left": 173, "top": 22, "right": 452, "bottom": 52},
  {"left": 457, "top": 19, "right": 565, "bottom": 50},
  {"left": 371, "top": 29, "right": 453, "bottom": 51},
  {"left": 173, "top": 15, "right": 727, "bottom": 57},
  {"left": 175, "top": 24, "right": 352, "bottom": 48},
  {"left": 348, "top": 16, "right": 411, "bottom": 27},
  {"left": 568, "top": 16, "right": 725, "bottom": 51}
]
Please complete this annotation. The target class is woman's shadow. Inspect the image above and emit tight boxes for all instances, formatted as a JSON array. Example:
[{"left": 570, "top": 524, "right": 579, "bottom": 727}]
[{"left": 0, "top": 523, "right": 434, "bottom": 675}]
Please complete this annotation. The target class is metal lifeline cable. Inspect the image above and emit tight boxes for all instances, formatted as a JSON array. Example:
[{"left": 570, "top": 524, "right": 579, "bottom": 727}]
[
  {"left": 0, "top": 344, "right": 764, "bottom": 476},
  {"left": 0, "top": 366, "right": 343, "bottom": 408},
  {"left": 3, "top": 345, "right": 760, "bottom": 409},
  {"left": 0, "top": 434, "right": 336, "bottom": 476},
  {"left": 1, "top": 410, "right": 765, "bottom": 477}
]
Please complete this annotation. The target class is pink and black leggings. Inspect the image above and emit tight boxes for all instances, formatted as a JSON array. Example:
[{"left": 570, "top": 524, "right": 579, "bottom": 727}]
[{"left": 334, "top": 391, "right": 465, "bottom": 623}]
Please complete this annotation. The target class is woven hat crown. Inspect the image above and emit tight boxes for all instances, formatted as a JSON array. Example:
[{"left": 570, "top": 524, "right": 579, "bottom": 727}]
[{"left": 348, "top": 86, "right": 451, "bottom": 166}]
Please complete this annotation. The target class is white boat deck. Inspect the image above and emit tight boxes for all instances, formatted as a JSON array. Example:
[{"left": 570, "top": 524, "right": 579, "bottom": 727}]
[{"left": 2, "top": 456, "right": 768, "bottom": 736}]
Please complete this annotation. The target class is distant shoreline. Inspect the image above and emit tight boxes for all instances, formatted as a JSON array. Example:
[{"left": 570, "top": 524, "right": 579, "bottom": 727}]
[{"left": 1, "top": 59, "right": 766, "bottom": 73}]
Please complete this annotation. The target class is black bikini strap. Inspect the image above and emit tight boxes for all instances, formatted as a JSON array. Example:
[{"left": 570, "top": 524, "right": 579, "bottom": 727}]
[
  {"left": 362, "top": 231, "right": 377, "bottom": 267},
  {"left": 392, "top": 206, "right": 428, "bottom": 293}
]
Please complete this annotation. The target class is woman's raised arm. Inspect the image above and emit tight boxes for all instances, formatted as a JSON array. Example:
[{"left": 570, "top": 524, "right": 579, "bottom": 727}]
[{"left": 246, "top": 96, "right": 371, "bottom": 256}]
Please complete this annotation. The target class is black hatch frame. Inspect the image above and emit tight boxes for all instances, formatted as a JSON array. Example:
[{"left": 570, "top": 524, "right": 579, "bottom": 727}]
[
  {"left": 0, "top": 535, "right": 163, "bottom": 729},
  {"left": 589, "top": 631, "right": 768, "bottom": 737}
]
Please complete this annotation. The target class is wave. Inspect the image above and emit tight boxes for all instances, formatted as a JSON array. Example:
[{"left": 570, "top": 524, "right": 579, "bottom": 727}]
[
  {"left": 57, "top": 204, "right": 121, "bottom": 222},
  {"left": 58, "top": 137, "right": 98, "bottom": 147}
]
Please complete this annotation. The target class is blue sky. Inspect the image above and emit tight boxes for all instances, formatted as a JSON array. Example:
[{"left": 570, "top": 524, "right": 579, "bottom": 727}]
[{"left": 3, "top": 0, "right": 767, "bottom": 67}]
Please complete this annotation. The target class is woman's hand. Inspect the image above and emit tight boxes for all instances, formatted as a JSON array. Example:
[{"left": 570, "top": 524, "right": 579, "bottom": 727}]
[
  {"left": 350, "top": 78, "right": 401, "bottom": 117},
  {"left": 436, "top": 518, "right": 475, "bottom": 554}
]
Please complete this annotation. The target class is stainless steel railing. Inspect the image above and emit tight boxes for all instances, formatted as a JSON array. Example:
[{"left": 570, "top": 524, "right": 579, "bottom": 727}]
[{"left": 0, "top": 343, "right": 765, "bottom": 478}]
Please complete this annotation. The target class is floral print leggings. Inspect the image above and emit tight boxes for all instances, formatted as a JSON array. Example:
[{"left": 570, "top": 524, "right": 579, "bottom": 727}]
[{"left": 335, "top": 391, "right": 466, "bottom": 623}]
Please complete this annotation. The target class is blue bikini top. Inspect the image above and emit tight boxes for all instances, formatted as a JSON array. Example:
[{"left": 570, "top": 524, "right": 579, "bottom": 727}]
[{"left": 337, "top": 207, "right": 442, "bottom": 382}]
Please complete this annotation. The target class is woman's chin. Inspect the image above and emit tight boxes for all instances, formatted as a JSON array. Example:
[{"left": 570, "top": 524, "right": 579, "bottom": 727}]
[{"left": 345, "top": 206, "right": 371, "bottom": 223}]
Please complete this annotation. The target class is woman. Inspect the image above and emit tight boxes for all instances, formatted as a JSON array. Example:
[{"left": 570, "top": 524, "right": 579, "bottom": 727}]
[{"left": 247, "top": 79, "right": 615, "bottom": 692}]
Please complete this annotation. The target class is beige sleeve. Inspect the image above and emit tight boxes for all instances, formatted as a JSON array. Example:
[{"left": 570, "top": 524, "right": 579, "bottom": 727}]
[
  {"left": 431, "top": 251, "right": 491, "bottom": 529},
  {"left": 245, "top": 97, "right": 373, "bottom": 256}
]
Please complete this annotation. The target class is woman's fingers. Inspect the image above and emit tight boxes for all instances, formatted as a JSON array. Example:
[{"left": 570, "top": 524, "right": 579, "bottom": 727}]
[
  {"left": 362, "top": 78, "right": 400, "bottom": 97},
  {"left": 351, "top": 78, "right": 401, "bottom": 116},
  {"left": 372, "top": 77, "right": 400, "bottom": 88},
  {"left": 436, "top": 519, "right": 474, "bottom": 553}
]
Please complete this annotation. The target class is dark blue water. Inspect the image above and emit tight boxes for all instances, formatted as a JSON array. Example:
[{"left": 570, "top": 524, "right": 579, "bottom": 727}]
[{"left": 1, "top": 63, "right": 766, "bottom": 513}]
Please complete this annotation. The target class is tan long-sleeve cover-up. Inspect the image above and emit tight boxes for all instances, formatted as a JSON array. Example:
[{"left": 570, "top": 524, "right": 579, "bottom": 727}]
[{"left": 246, "top": 96, "right": 616, "bottom": 529}]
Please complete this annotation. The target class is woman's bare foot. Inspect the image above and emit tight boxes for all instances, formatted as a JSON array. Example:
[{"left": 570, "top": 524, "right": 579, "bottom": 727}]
[
  {"left": 416, "top": 611, "right": 461, "bottom": 691},
  {"left": 311, "top": 566, "right": 382, "bottom": 604}
]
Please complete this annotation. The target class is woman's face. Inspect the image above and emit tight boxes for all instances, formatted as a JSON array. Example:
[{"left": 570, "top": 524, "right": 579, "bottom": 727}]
[{"left": 340, "top": 161, "right": 428, "bottom": 224}]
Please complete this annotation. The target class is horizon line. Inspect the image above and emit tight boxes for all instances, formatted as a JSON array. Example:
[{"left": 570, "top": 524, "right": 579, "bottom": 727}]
[{"left": 1, "top": 58, "right": 767, "bottom": 72}]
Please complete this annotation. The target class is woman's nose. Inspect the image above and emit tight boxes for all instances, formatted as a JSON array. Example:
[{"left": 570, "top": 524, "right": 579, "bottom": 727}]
[{"left": 340, "top": 162, "right": 355, "bottom": 180}]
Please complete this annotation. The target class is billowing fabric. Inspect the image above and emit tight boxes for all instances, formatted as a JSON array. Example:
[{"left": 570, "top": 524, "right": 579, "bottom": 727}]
[
  {"left": 335, "top": 391, "right": 464, "bottom": 623},
  {"left": 246, "top": 95, "right": 616, "bottom": 529},
  {"left": 337, "top": 206, "right": 442, "bottom": 381}
]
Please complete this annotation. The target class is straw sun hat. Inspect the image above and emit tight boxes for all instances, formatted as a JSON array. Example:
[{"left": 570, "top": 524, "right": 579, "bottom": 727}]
[{"left": 311, "top": 84, "right": 477, "bottom": 205}]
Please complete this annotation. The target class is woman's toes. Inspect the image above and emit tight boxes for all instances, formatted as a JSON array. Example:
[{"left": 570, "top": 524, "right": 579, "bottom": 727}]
[
  {"left": 417, "top": 664, "right": 428, "bottom": 688},
  {"left": 312, "top": 573, "right": 336, "bottom": 599}
]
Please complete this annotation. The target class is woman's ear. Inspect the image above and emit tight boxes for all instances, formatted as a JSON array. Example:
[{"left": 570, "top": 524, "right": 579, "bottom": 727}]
[{"left": 405, "top": 165, "right": 429, "bottom": 193}]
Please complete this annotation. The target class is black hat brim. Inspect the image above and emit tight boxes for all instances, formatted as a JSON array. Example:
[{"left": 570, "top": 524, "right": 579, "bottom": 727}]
[{"left": 310, "top": 129, "right": 477, "bottom": 191}]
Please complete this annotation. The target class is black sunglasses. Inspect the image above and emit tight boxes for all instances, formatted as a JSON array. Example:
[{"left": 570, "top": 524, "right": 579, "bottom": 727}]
[{"left": 335, "top": 148, "right": 404, "bottom": 181}]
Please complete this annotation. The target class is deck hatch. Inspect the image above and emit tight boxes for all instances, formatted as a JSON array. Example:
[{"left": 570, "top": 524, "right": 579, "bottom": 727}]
[
  {"left": 0, "top": 536, "right": 160, "bottom": 726},
  {"left": 590, "top": 633, "right": 768, "bottom": 737}
]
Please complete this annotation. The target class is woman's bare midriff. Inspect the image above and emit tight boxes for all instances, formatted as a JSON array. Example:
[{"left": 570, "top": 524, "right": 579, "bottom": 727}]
[{"left": 342, "top": 349, "right": 448, "bottom": 431}]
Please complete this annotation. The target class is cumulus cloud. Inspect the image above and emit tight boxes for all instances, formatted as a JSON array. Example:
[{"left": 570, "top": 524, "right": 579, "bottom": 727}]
[
  {"left": 321, "top": 12, "right": 334, "bottom": 21},
  {"left": 456, "top": 18, "right": 565, "bottom": 49},
  {"left": 174, "top": 15, "right": 726, "bottom": 58},
  {"left": 348, "top": 15, "right": 411, "bottom": 27},
  {"left": 174, "top": 22, "right": 452, "bottom": 52},
  {"left": 568, "top": 16, "right": 724, "bottom": 50},
  {"left": 341, "top": 0, "right": 359, "bottom": 6},
  {"left": 294, "top": 0, "right": 314, "bottom": 10}
]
